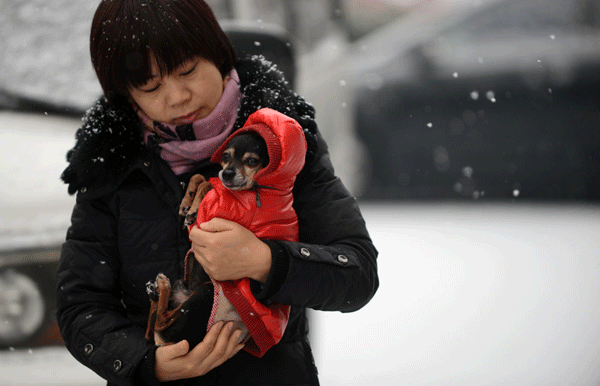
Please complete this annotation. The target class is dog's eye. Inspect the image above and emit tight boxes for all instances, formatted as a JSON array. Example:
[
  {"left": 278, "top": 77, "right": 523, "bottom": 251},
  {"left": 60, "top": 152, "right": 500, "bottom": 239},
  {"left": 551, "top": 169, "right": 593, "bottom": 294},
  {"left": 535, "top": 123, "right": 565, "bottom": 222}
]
[
  {"left": 245, "top": 158, "right": 260, "bottom": 167},
  {"left": 221, "top": 153, "right": 231, "bottom": 162}
]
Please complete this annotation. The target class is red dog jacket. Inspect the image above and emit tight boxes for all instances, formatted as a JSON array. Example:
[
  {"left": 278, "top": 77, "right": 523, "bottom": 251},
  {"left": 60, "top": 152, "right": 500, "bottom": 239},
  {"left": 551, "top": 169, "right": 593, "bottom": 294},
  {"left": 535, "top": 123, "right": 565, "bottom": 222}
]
[{"left": 194, "top": 108, "right": 307, "bottom": 357}]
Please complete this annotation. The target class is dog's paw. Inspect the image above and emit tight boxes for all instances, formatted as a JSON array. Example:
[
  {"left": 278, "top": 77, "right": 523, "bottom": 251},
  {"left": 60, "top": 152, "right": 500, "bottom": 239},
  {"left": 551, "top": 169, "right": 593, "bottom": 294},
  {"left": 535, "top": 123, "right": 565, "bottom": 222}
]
[
  {"left": 179, "top": 205, "right": 191, "bottom": 217},
  {"left": 146, "top": 280, "right": 159, "bottom": 301},
  {"left": 185, "top": 211, "right": 198, "bottom": 227}
]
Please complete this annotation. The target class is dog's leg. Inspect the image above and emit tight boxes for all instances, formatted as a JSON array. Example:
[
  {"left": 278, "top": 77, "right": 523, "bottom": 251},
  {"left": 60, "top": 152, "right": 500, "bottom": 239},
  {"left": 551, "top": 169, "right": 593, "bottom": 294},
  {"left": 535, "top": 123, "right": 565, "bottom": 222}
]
[
  {"left": 185, "top": 181, "right": 213, "bottom": 229},
  {"left": 145, "top": 297, "right": 158, "bottom": 341},
  {"left": 145, "top": 274, "right": 171, "bottom": 342},
  {"left": 154, "top": 274, "right": 175, "bottom": 336},
  {"left": 179, "top": 174, "right": 207, "bottom": 217}
]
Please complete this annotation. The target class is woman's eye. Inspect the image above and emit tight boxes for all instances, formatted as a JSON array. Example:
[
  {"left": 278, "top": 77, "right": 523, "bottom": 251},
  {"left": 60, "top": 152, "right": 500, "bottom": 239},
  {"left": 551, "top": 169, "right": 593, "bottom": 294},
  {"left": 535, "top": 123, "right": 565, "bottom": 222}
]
[
  {"left": 181, "top": 63, "right": 197, "bottom": 76},
  {"left": 140, "top": 83, "right": 160, "bottom": 93}
]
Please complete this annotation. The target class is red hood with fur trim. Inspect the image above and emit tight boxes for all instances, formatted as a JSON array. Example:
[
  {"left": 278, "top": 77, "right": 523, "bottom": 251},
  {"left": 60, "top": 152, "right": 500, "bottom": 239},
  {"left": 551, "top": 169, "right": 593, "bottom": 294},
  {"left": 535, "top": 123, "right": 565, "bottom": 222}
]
[
  {"left": 196, "top": 108, "right": 306, "bottom": 357},
  {"left": 211, "top": 107, "right": 307, "bottom": 189}
]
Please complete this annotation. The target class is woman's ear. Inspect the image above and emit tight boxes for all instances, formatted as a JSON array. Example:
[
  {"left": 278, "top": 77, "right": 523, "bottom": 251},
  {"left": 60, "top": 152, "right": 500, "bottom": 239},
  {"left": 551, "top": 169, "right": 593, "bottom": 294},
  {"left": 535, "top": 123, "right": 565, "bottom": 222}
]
[{"left": 127, "top": 96, "right": 139, "bottom": 109}]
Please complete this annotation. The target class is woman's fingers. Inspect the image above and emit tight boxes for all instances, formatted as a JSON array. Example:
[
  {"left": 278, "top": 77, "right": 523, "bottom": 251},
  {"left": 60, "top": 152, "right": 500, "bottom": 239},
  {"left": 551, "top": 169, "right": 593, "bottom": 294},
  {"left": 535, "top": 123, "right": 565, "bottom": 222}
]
[
  {"left": 192, "top": 321, "right": 225, "bottom": 356},
  {"left": 159, "top": 339, "right": 190, "bottom": 361},
  {"left": 189, "top": 322, "right": 245, "bottom": 375},
  {"left": 154, "top": 340, "right": 191, "bottom": 382},
  {"left": 211, "top": 329, "right": 245, "bottom": 368},
  {"left": 188, "top": 218, "right": 271, "bottom": 282},
  {"left": 168, "top": 339, "right": 191, "bottom": 358},
  {"left": 229, "top": 335, "right": 246, "bottom": 359},
  {"left": 154, "top": 323, "right": 246, "bottom": 381},
  {"left": 198, "top": 217, "right": 235, "bottom": 233}
]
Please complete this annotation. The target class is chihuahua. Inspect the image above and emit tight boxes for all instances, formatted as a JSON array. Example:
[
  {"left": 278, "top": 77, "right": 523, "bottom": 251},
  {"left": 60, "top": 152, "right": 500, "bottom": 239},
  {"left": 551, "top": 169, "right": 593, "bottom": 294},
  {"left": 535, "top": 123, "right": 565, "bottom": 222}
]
[{"left": 146, "top": 132, "right": 270, "bottom": 347}]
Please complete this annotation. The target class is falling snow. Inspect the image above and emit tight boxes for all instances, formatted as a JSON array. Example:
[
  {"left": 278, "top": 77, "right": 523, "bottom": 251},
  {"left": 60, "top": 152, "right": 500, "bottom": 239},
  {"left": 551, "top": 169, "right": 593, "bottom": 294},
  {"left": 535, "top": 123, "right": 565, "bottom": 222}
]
[{"left": 462, "top": 166, "right": 473, "bottom": 178}]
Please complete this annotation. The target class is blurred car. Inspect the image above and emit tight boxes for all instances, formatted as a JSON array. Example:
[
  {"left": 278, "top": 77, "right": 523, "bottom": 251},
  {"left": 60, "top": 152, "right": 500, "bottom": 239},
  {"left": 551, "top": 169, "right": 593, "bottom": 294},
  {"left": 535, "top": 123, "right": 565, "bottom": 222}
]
[
  {"left": 0, "top": 90, "right": 81, "bottom": 348},
  {"left": 300, "top": 0, "right": 600, "bottom": 200}
]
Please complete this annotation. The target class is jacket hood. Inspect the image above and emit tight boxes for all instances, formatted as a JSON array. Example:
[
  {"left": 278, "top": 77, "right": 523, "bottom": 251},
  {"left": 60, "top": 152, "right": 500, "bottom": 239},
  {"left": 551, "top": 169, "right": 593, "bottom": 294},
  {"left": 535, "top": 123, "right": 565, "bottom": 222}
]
[
  {"left": 211, "top": 108, "right": 306, "bottom": 190},
  {"left": 61, "top": 55, "right": 318, "bottom": 195}
]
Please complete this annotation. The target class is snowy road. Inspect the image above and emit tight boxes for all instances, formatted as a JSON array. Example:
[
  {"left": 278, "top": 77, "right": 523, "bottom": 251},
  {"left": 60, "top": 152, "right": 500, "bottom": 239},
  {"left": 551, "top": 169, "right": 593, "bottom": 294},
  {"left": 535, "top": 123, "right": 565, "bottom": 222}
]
[
  {"left": 0, "top": 347, "right": 104, "bottom": 386},
  {"left": 312, "top": 203, "right": 600, "bottom": 386}
]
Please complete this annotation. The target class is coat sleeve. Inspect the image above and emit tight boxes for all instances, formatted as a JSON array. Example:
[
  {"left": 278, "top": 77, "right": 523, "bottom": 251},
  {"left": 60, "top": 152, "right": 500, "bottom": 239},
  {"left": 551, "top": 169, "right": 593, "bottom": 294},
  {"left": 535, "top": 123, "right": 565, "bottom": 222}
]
[
  {"left": 56, "top": 193, "right": 159, "bottom": 386},
  {"left": 258, "top": 132, "right": 379, "bottom": 312}
]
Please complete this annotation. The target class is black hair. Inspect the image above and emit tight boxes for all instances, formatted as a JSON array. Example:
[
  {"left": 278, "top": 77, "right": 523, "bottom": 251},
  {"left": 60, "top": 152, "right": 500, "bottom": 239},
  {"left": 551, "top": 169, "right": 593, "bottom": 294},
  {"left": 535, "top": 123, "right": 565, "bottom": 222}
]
[{"left": 90, "top": 0, "right": 237, "bottom": 105}]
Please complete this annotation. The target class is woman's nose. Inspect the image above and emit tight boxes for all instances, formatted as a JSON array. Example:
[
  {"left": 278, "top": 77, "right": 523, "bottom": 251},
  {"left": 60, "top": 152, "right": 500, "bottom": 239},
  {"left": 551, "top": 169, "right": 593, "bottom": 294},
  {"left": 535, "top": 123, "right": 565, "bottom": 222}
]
[{"left": 165, "top": 80, "right": 191, "bottom": 107}]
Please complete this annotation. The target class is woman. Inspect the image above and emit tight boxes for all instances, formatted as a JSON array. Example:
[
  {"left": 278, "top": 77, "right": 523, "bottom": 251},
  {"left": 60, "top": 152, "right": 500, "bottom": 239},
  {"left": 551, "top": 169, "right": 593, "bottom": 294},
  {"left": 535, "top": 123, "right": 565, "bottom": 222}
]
[{"left": 57, "top": 0, "right": 378, "bottom": 385}]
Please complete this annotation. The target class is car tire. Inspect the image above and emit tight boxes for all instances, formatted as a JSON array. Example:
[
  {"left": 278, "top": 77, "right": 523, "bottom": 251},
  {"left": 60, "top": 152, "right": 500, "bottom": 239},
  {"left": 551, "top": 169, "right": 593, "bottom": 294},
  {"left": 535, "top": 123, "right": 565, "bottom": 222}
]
[{"left": 0, "top": 268, "right": 49, "bottom": 348}]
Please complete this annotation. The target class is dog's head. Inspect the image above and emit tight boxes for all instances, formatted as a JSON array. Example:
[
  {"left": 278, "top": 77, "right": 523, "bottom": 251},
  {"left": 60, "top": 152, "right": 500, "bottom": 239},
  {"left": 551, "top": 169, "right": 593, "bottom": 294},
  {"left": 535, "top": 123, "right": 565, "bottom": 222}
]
[{"left": 218, "top": 132, "right": 269, "bottom": 190}]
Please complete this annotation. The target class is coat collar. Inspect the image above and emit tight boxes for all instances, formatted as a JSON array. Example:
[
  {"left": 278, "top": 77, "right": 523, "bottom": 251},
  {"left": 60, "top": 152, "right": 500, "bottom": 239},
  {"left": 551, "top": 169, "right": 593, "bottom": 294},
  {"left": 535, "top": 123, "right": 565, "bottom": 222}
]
[{"left": 61, "top": 55, "right": 318, "bottom": 195}]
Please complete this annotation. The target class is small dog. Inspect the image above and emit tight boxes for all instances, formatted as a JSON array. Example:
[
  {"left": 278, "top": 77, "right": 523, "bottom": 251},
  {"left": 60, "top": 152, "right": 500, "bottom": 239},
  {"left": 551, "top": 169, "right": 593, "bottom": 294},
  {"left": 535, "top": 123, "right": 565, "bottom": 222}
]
[{"left": 146, "top": 132, "right": 269, "bottom": 347}]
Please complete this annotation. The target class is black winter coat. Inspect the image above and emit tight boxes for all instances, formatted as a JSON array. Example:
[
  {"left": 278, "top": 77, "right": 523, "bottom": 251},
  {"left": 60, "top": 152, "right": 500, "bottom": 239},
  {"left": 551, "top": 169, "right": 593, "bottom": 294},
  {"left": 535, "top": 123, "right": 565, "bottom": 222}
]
[{"left": 57, "top": 56, "right": 379, "bottom": 386}]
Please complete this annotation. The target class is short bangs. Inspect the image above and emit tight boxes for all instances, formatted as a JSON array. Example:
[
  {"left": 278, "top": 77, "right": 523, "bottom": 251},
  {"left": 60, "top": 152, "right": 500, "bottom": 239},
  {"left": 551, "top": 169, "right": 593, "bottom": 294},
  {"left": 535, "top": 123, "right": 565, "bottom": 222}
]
[{"left": 90, "top": 0, "right": 236, "bottom": 104}]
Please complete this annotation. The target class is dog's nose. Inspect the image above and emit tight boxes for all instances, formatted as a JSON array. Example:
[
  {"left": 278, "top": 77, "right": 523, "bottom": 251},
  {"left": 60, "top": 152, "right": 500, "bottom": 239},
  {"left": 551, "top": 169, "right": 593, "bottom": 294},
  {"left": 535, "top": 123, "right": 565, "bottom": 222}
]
[{"left": 222, "top": 168, "right": 236, "bottom": 181}]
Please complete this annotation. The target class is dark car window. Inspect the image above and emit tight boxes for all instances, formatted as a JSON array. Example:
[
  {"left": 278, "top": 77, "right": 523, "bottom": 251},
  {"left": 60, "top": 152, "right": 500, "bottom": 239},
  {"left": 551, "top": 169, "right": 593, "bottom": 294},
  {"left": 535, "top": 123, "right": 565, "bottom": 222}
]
[
  {"left": 453, "top": 0, "right": 596, "bottom": 36},
  {"left": 354, "top": 0, "right": 600, "bottom": 201},
  {"left": 578, "top": 0, "right": 600, "bottom": 28}
]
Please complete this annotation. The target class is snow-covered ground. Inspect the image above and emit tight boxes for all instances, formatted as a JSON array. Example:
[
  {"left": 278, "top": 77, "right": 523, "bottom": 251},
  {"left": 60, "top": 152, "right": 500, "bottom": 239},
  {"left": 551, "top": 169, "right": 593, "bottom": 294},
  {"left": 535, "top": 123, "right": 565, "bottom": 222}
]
[
  {"left": 1, "top": 203, "right": 599, "bottom": 385},
  {"left": 0, "top": 347, "right": 104, "bottom": 386},
  {"left": 312, "top": 203, "right": 600, "bottom": 385}
]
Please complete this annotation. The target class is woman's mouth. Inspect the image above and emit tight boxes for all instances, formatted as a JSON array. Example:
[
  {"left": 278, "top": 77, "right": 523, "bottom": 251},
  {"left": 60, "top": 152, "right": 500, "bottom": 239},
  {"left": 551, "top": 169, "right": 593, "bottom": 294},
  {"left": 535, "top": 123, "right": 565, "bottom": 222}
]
[{"left": 173, "top": 109, "right": 203, "bottom": 125}]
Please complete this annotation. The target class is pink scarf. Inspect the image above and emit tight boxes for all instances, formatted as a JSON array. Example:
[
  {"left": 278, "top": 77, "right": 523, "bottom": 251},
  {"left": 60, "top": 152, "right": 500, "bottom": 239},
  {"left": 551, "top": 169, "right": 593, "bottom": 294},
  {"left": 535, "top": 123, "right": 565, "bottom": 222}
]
[{"left": 136, "top": 69, "right": 242, "bottom": 175}]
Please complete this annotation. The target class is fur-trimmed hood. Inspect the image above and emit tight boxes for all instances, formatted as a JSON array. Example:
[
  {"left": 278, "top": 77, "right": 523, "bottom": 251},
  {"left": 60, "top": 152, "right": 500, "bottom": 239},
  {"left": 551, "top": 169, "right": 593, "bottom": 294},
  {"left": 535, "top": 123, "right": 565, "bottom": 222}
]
[
  {"left": 211, "top": 108, "right": 307, "bottom": 193},
  {"left": 61, "top": 55, "right": 318, "bottom": 195}
]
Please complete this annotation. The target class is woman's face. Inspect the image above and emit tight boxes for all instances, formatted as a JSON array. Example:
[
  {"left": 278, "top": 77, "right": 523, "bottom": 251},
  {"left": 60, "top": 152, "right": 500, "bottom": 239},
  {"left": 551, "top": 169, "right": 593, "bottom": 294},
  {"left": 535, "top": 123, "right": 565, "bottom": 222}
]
[{"left": 129, "top": 56, "right": 228, "bottom": 125}]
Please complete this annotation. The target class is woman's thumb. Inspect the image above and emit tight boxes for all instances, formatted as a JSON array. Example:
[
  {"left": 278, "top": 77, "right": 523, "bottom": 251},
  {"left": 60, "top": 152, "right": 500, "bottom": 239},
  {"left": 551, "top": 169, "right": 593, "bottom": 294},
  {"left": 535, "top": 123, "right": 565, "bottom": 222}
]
[
  {"left": 200, "top": 217, "right": 231, "bottom": 232},
  {"left": 166, "top": 340, "right": 190, "bottom": 359}
]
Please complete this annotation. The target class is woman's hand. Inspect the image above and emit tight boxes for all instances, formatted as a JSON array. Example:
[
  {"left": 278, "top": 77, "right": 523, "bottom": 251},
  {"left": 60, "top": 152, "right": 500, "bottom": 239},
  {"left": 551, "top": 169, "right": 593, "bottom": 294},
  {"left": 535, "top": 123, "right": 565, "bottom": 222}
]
[
  {"left": 155, "top": 321, "right": 244, "bottom": 382},
  {"left": 189, "top": 218, "right": 272, "bottom": 283}
]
